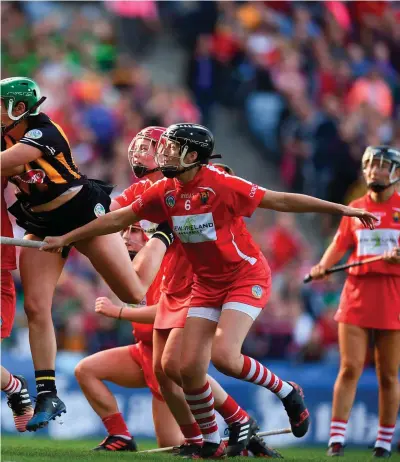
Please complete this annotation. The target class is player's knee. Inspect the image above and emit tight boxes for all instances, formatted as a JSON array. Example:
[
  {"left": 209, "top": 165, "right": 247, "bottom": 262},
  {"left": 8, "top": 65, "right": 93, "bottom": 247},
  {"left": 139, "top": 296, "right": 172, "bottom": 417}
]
[
  {"left": 24, "top": 295, "right": 51, "bottom": 322},
  {"left": 377, "top": 370, "right": 399, "bottom": 390},
  {"left": 180, "top": 360, "right": 199, "bottom": 384},
  {"left": 339, "top": 360, "right": 364, "bottom": 381},
  {"left": 162, "top": 356, "right": 182, "bottom": 386},
  {"left": 74, "top": 359, "right": 92, "bottom": 383},
  {"left": 211, "top": 342, "right": 239, "bottom": 376}
]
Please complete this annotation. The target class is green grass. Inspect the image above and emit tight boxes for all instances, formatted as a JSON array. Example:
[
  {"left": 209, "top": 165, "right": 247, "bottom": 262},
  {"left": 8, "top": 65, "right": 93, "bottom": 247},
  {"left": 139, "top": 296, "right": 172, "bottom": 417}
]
[{"left": 2, "top": 436, "right": 399, "bottom": 462}]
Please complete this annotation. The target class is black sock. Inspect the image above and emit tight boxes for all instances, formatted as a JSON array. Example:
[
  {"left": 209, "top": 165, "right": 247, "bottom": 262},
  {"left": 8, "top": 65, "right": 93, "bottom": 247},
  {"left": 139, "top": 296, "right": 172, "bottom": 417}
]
[{"left": 35, "top": 370, "right": 57, "bottom": 396}]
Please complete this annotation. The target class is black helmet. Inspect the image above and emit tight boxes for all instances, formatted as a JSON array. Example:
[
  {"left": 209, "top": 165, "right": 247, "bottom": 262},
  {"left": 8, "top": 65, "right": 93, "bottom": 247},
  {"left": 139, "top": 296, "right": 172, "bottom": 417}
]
[
  {"left": 362, "top": 145, "right": 400, "bottom": 192},
  {"left": 156, "top": 123, "right": 219, "bottom": 178}
]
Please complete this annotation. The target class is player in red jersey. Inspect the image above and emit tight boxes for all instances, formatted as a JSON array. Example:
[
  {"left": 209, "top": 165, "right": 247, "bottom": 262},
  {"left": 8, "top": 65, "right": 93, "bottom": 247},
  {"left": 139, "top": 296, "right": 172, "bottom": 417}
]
[
  {"left": 1, "top": 174, "right": 34, "bottom": 431},
  {"left": 309, "top": 146, "right": 400, "bottom": 459},
  {"left": 109, "top": 128, "right": 281, "bottom": 457},
  {"left": 42, "top": 123, "right": 377, "bottom": 459},
  {"left": 74, "top": 224, "right": 183, "bottom": 451}
]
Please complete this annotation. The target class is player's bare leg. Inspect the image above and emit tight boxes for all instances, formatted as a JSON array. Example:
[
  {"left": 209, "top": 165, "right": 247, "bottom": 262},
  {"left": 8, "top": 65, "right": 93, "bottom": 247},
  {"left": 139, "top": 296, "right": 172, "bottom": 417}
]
[
  {"left": 372, "top": 329, "right": 400, "bottom": 457},
  {"left": 180, "top": 317, "right": 227, "bottom": 458},
  {"left": 158, "top": 325, "right": 279, "bottom": 457},
  {"left": 327, "top": 323, "right": 369, "bottom": 456},
  {"left": 211, "top": 309, "right": 309, "bottom": 439},
  {"left": 19, "top": 235, "right": 67, "bottom": 431},
  {"left": 153, "top": 328, "right": 203, "bottom": 456},
  {"left": 1, "top": 363, "right": 33, "bottom": 432},
  {"left": 152, "top": 396, "right": 184, "bottom": 448},
  {"left": 75, "top": 346, "right": 145, "bottom": 451},
  {"left": 75, "top": 233, "right": 167, "bottom": 304}
]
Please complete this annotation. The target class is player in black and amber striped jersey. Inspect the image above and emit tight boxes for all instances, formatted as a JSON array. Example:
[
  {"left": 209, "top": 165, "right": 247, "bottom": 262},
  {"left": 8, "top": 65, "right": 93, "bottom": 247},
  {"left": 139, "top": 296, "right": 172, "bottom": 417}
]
[
  {"left": 4, "top": 112, "right": 85, "bottom": 204},
  {"left": 0, "top": 77, "right": 172, "bottom": 432}
]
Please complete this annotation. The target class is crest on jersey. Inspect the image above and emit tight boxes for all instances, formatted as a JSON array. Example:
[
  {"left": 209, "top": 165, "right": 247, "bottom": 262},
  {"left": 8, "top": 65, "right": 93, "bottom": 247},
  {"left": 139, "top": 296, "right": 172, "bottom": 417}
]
[
  {"left": 394, "top": 211, "right": 400, "bottom": 223},
  {"left": 94, "top": 203, "right": 106, "bottom": 217},
  {"left": 252, "top": 285, "right": 263, "bottom": 299},
  {"left": 199, "top": 191, "right": 209, "bottom": 205},
  {"left": 25, "top": 129, "right": 42, "bottom": 139},
  {"left": 165, "top": 195, "right": 175, "bottom": 208}
]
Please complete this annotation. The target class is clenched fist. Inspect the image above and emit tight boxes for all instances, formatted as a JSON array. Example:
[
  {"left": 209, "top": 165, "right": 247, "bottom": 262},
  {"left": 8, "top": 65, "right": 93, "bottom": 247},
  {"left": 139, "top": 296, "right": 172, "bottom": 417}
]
[
  {"left": 95, "top": 297, "right": 121, "bottom": 319},
  {"left": 383, "top": 247, "right": 400, "bottom": 264},
  {"left": 309, "top": 263, "right": 328, "bottom": 280}
]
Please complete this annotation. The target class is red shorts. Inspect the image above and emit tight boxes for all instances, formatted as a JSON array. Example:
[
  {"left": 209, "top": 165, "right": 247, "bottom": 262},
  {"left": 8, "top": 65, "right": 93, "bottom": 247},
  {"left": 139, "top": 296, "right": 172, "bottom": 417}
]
[
  {"left": 189, "top": 256, "right": 271, "bottom": 321},
  {"left": 154, "top": 286, "right": 192, "bottom": 330},
  {"left": 129, "top": 341, "right": 164, "bottom": 401},
  {"left": 1, "top": 270, "right": 16, "bottom": 339},
  {"left": 336, "top": 274, "right": 400, "bottom": 330}
]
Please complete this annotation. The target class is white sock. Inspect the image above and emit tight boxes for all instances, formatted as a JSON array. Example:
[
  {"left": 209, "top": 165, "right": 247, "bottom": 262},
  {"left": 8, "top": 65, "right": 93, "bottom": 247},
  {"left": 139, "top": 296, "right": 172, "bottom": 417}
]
[
  {"left": 328, "top": 419, "right": 347, "bottom": 446},
  {"left": 375, "top": 425, "right": 395, "bottom": 452},
  {"left": 114, "top": 434, "right": 132, "bottom": 440},
  {"left": 276, "top": 381, "right": 293, "bottom": 399}
]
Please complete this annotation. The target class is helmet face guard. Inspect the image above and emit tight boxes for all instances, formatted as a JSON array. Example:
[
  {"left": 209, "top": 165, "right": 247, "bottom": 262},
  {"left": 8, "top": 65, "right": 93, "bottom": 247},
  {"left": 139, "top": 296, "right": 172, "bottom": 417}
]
[
  {"left": 122, "top": 224, "right": 146, "bottom": 260},
  {"left": 128, "top": 126, "right": 165, "bottom": 178},
  {"left": 155, "top": 124, "right": 218, "bottom": 178},
  {"left": 155, "top": 135, "right": 199, "bottom": 178},
  {"left": 362, "top": 146, "right": 400, "bottom": 192}
]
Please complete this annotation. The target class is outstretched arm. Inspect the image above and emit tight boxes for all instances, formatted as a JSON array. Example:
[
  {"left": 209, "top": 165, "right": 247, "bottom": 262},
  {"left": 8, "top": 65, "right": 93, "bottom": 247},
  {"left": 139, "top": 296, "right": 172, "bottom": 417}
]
[
  {"left": 41, "top": 206, "right": 137, "bottom": 251},
  {"left": 259, "top": 190, "right": 377, "bottom": 229}
]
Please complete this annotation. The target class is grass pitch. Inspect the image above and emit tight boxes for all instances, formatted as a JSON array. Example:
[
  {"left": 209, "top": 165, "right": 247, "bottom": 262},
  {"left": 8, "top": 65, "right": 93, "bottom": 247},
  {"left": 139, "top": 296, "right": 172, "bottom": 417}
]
[{"left": 2, "top": 436, "right": 398, "bottom": 461}]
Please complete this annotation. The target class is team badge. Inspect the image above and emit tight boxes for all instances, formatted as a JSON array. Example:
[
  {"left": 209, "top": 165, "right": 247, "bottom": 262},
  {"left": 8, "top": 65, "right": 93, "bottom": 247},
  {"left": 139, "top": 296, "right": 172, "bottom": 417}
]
[
  {"left": 252, "top": 285, "right": 263, "bottom": 299},
  {"left": 393, "top": 211, "right": 400, "bottom": 223},
  {"left": 94, "top": 203, "right": 106, "bottom": 217},
  {"left": 199, "top": 191, "right": 209, "bottom": 205},
  {"left": 165, "top": 195, "right": 175, "bottom": 208},
  {"left": 25, "top": 129, "right": 42, "bottom": 139}
]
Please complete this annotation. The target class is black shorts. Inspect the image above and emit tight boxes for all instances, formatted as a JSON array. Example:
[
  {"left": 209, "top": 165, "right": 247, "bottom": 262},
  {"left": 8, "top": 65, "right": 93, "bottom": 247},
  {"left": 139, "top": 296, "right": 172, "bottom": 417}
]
[{"left": 8, "top": 180, "right": 113, "bottom": 239}]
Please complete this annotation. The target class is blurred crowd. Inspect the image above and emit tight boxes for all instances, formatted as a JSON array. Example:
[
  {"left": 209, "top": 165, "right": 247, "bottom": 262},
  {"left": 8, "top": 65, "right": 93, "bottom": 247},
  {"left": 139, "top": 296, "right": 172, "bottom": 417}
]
[
  {"left": 176, "top": 1, "right": 400, "bottom": 206},
  {"left": 4, "top": 1, "right": 397, "bottom": 366}
]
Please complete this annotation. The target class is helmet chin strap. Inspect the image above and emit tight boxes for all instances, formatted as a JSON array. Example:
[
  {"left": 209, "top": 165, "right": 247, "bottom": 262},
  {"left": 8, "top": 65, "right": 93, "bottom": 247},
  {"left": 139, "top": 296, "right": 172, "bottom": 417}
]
[
  {"left": 368, "top": 177, "right": 400, "bottom": 193},
  {"left": 132, "top": 165, "right": 159, "bottom": 178},
  {"left": 160, "top": 154, "right": 222, "bottom": 179},
  {"left": 160, "top": 163, "right": 200, "bottom": 179},
  {"left": 128, "top": 250, "right": 137, "bottom": 261}
]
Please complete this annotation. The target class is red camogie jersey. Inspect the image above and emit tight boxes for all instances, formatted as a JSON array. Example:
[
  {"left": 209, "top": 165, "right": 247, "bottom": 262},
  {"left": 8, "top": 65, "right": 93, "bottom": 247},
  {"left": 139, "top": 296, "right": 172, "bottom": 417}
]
[
  {"left": 131, "top": 165, "right": 266, "bottom": 285},
  {"left": 115, "top": 180, "right": 193, "bottom": 295},
  {"left": 1, "top": 176, "right": 17, "bottom": 271},
  {"left": 333, "top": 192, "right": 400, "bottom": 276}
]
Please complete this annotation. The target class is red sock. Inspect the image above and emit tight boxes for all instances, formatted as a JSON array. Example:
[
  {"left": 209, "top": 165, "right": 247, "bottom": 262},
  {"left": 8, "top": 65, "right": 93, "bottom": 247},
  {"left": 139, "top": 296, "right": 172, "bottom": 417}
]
[
  {"left": 1, "top": 374, "right": 21, "bottom": 395},
  {"left": 183, "top": 382, "right": 220, "bottom": 444},
  {"left": 239, "top": 355, "right": 292, "bottom": 399},
  {"left": 216, "top": 396, "right": 249, "bottom": 425},
  {"left": 102, "top": 412, "right": 131, "bottom": 439},
  {"left": 180, "top": 422, "right": 203, "bottom": 446}
]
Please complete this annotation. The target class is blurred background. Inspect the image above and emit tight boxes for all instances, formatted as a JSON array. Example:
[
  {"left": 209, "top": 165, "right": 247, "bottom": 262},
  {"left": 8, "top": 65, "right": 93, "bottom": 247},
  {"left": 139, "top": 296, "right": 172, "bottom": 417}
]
[{"left": 2, "top": 0, "right": 400, "bottom": 445}]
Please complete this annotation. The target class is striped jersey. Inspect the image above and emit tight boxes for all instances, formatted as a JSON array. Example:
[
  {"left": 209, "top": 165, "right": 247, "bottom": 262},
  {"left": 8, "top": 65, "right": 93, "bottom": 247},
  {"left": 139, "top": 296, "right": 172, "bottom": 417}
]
[{"left": 5, "top": 113, "right": 86, "bottom": 205}]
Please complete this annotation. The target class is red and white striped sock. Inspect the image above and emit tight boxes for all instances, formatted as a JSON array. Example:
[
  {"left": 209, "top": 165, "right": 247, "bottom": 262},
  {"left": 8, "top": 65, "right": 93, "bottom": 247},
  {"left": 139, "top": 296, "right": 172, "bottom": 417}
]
[
  {"left": 1, "top": 374, "right": 22, "bottom": 395},
  {"left": 184, "top": 382, "right": 220, "bottom": 444},
  {"left": 215, "top": 395, "right": 249, "bottom": 426},
  {"left": 239, "top": 356, "right": 293, "bottom": 399},
  {"left": 102, "top": 412, "right": 132, "bottom": 440},
  {"left": 180, "top": 422, "right": 203, "bottom": 446},
  {"left": 328, "top": 419, "right": 347, "bottom": 446},
  {"left": 375, "top": 424, "right": 395, "bottom": 452}
]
